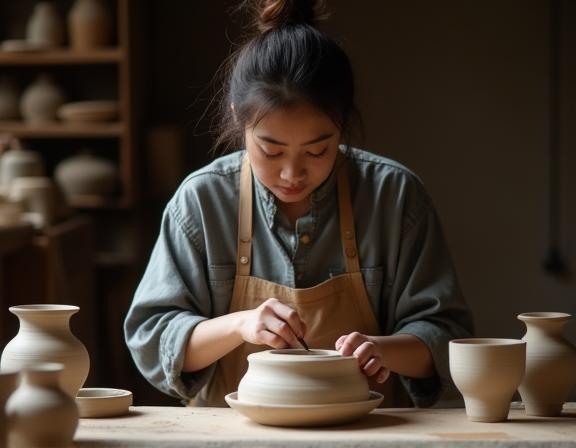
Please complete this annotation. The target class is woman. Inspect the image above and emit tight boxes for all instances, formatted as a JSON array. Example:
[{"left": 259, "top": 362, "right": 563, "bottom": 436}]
[{"left": 124, "top": 0, "right": 473, "bottom": 408}]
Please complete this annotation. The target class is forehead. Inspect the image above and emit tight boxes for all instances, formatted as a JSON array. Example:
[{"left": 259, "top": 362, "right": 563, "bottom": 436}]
[{"left": 250, "top": 102, "right": 338, "bottom": 135}]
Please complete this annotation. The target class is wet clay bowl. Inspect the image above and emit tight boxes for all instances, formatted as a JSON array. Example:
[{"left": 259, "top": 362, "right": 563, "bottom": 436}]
[
  {"left": 76, "top": 388, "right": 132, "bottom": 418},
  {"left": 238, "top": 349, "right": 369, "bottom": 405}
]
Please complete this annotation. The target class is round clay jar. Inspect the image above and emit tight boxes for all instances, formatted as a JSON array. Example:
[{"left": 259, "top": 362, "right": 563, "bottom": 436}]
[{"left": 238, "top": 349, "right": 369, "bottom": 405}]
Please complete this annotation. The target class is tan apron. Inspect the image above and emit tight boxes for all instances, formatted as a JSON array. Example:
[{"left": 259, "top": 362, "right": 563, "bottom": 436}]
[{"left": 198, "top": 155, "right": 408, "bottom": 407}]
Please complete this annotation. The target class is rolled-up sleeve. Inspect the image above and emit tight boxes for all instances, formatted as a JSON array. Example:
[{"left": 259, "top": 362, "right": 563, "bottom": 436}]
[
  {"left": 124, "top": 201, "right": 215, "bottom": 402},
  {"left": 390, "top": 193, "right": 474, "bottom": 407}
]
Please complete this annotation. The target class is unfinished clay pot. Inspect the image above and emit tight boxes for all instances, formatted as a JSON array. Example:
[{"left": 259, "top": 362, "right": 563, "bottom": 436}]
[
  {"left": 449, "top": 338, "right": 526, "bottom": 422},
  {"left": 0, "top": 304, "right": 90, "bottom": 397},
  {"left": 238, "top": 349, "right": 369, "bottom": 405},
  {"left": 6, "top": 363, "right": 78, "bottom": 448},
  {"left": 518, "top": 312, "right": 576, "bottom": 416}
]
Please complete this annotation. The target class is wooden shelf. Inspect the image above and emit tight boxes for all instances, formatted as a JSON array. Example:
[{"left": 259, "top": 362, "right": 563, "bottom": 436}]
[
  {"left": 66, "top": 195, "right": 130, "bottom": 210},
  {"left": 0, "top": 121, "right": 124, "bottom": 138},
  {"left": 0, "top": 49, "right": 123, "bottom": 65}
]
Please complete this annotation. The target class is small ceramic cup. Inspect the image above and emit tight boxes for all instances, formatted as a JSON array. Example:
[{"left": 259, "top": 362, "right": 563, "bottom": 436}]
[{"left": 449, "top": 338, "right": 526, "bottom": 422}]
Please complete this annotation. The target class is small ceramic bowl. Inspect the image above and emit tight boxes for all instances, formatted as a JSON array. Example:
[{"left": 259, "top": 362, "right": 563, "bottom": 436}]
[
  {"left": 238, "top": 349, "right": 369, "bottom": 406},
  {"left": 76, "top": 388, "right": 132, "bottom": 418}
]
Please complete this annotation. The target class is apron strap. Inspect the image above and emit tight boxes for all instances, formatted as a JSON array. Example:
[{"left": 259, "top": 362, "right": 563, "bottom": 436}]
[
  {"left": 336, "top": 156, "right": 361, "bottom": 273},
  {"left": 236, "top": 151, "right": 361, "bottom": 275},
  {"left": 237, "top": 155, "right": 253, "bottom": 276}
]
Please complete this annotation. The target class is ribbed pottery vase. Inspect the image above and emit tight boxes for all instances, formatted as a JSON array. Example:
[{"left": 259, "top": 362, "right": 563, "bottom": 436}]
[
  {"left": 6, "top": 363, "right": 78, "bottom": 448},
  {"left": 518, "top": 312, "right": 576, "bottom": 416},
  {"left": 0, "top": 370, "right": 18, "bottom": 448},
  {"left": 0, "top": 305, "right": 90, "bottom": 398}
]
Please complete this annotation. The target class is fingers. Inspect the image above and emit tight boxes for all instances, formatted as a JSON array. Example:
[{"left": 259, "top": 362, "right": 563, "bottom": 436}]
[
  {"left": 249, "top": 298, "right": 306, "bottom": 348},
  {"left": 336, "top": 332, "right": 390, "bottom": 383}
]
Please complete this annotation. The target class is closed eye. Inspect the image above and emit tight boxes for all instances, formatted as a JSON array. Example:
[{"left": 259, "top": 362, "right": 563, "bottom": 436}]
[
  {"left": 307, "top": 147, "right": 328, "bottom": 158},
  {"left": 258, "top": 146, "right": 282, "bottom": 159}
]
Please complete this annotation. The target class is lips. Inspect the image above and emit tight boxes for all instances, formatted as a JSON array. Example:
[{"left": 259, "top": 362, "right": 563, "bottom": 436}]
[{"left": 278, "top": 185, "right": 306, "bottom": 195}]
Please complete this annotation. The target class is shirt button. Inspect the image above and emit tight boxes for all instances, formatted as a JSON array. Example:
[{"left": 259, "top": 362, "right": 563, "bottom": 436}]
[
  {"left": 240, "top": 256, "right": 249, "bottom": 264},
  {"left": 299, "top": 233, "right": 311, "bottom": 245}
]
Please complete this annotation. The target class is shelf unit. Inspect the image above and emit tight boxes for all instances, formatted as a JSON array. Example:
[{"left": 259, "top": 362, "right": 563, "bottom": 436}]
[{"left": 0, "top": 0, "right": 136, "bottom": 209}]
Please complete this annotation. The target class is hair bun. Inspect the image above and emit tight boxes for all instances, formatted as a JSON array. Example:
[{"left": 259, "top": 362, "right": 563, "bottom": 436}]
[{"left": 256, "top": 0, "right": 325, "bottom": 33}]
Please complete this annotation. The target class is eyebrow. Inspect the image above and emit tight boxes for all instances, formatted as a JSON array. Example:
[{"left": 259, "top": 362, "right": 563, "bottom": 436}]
[{"left": 255, "top": 133, "right": 334, "bottom": 147}]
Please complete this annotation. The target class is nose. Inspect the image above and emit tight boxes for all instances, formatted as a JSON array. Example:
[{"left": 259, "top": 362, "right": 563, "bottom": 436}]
[{"left": 280, "top": 159, "right": 306, "bottom": 184}]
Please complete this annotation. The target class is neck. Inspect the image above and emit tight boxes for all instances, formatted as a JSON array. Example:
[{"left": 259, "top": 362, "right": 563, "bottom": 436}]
[{"left": 277, "top": 199, "right": 310, "bottom": 226}]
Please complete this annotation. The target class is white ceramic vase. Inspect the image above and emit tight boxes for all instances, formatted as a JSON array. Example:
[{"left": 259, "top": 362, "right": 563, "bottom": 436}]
[
  {"left": 20, "top": 74, "right": 65, "bottom": 124},
  {"left": 449, "top": 338, "right": 526, "bottom": 422},
  {"left": 0, "top": 305, "right": 90, "bottom": 398},
  {"left": 26, "top": 2, "right": 65, "bottom": 48},
  {"left": 0, "top": 140, "right": 45, "bottom": 194},
  {"left": 6, "top": 363, "right": 78, "bottom": 448},
  {"left": 238, "top": 349, "right": 369, "bottom": 405},
  {"left": 518, "top": 312, "right": 576, "bottom": 416},
  {"left": 68, "top": 0, "right": 112, "bottom": 50},
  {"left": 0, "top": 370, "right": 19, "bottom": 448},
  {"left": 55, "top": 151, "right": 118, "bottom": 197},
  {"left": 0, "top": 76, "right": 20, "bottom": 120}
]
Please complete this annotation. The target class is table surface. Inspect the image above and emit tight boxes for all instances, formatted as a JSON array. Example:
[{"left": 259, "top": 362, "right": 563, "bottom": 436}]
[{"left": 75, "top": 404, "right": 576, "bottom": 447}]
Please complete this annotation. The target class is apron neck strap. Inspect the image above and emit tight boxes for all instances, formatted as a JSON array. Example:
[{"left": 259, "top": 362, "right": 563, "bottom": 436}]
[
  {"left": 237, "top": 155, "right": 253, "bottom": 276},
  {"left": 237, "top": 151, "right": 361, "bottom": 274}
]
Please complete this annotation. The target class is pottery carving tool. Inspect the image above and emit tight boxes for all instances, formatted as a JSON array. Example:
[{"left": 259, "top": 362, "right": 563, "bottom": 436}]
[{"left": 297, "top": 336, "right": 310, "bottom": 351}]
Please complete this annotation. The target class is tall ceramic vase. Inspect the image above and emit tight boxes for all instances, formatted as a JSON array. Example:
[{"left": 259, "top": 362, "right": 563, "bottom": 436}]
[
  {"left": 518, "top": 312, "right": 576, "bottom": 416},
  {"left": 6, "top": 363, "right": 78, "bottom": 448},
  {"left": 0, "top": 305, "right": 90, "bottom": 398},
  {"left": 0, "top": 370, "right": 18, "bottom": 448},
  {"left": 68, "top": 0, "right": 112, "bottom": 50}
]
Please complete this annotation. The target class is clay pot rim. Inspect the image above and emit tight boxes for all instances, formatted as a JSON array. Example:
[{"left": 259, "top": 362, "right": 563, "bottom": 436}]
[
  {"left": 517, "top": 312, "right": 571, "bottom": 322},
  {"left": 248, "top": 349, "right": 353, "bottom": 362},
  {"left": 450, "top": 338, "right": 525, "bottom": 347},
  {"left": 76, "top": 387, "right": 132, "bottom": 399},
  {"left": 9, "top": 304, "right": 79, "bottom": 314}
]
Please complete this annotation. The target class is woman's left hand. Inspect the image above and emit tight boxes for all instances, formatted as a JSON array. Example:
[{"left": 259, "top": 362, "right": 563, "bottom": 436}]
[{"left": 335, "top": 332, "right": 390, "bottom": 383}]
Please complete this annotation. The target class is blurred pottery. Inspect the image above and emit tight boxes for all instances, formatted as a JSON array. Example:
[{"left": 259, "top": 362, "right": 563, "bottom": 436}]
[
  {"left": 20, "top": 74, "right": 65, "bottom": 124},
  {"left": 76, "top": 388, "right": 132, "bottom": 418},
  {"left": 0, "top": 77, "right": 20, "bottom": 120},
  {"left": 449, "top": 338, "right": 526, "bottom": 422},
  {"left": 0, "top": 199, "right": 24, "bottom": 227},
  {"left": 6, "top": 363, "right": 78, "bottom": 448},
  {"left": 0, "top": 304, "right": 90, "bottom": 398},
  {"left": 518, "top": 312, "right": 576, "bottom": 416},
  {"left": 0, "top": 137, "right": 45, "bottom": 194},
  {"left": 55, "top": 151, "right": 118, "bottom": 197},
  {"left": 26, "top": 2, "right": 65, "bottom": 48},
  {"left": 0, "top": 370, "right": 18, "bottom": 448},
  {"left": 9, "top": 176, "right": 58, "bottom": 228},
  {"left": 68, "top": 0, "right": 112, "bottom": 50}
]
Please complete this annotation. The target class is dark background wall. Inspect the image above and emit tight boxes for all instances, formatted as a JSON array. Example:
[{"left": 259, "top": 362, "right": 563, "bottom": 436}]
[{"left": 137, "top": 0, "right": 575, "bottom": 401}]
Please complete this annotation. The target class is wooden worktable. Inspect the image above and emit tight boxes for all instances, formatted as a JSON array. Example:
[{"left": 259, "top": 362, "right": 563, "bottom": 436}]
[{"left": 75, "top": 404, "right": 576, "bottom": 447}]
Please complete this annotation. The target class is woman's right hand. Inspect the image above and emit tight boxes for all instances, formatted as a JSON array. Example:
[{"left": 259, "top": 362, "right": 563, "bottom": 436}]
[{"left": 238, "top": 298, "right": 306, "bottom": 349}]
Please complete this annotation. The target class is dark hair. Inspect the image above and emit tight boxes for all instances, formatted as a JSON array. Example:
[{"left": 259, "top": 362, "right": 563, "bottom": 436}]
[{"left": 213, "top": 0, "right": 360, "bottom": 152}]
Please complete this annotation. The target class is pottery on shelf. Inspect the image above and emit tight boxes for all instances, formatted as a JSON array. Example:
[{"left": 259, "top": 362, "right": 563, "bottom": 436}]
[
  {"left": 58, "top": 100, "right": 119, "bottom": 123},
  {"left": 9, "top": 176, "right": 59, "bottom": 228},
  {"left": 68, "top": 0, "right": 112, "bottom": 50},
  {"left": 0, "top": 137, "right": 45, "bottom": 194},
  {"left": 0, "top": 76, "right": 20, "bottom": 120},
  {"left": 26, "top": 2, "right": 65, "bottom": 48},
  {"left": 55, "top": 151, "right": 118, "bottom": 197},
  {"left": 0, "top": 370, "right": 19, "bottom": 448},
  {"left": 449, "top": 338, "right": 526, "bottom": 423},
  {"left": 518, "top": 312, "right": 576, "bottom": 416},
  {"left": 20, "top": 74, "right": 65, "bottom": 124},
  {"left": 6, "top": 363, "right": 78, "bottom": 448},
  {"left": 0, "top": 304, "right": 90, "bottom": 398}
]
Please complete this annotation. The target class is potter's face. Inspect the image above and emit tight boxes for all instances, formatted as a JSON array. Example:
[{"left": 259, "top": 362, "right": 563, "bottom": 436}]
[{"left": 244, "top": 102, "right": 341, "bottom": 207}]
